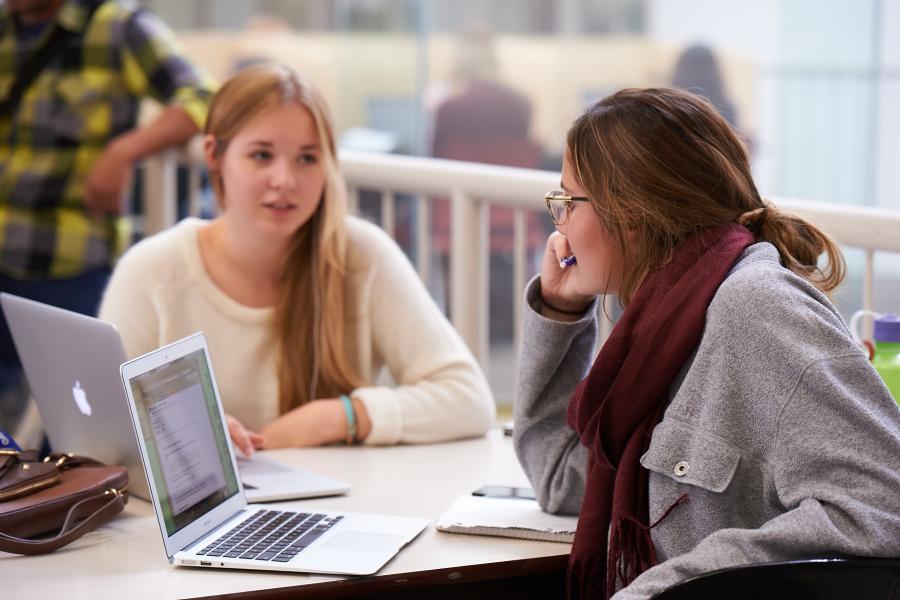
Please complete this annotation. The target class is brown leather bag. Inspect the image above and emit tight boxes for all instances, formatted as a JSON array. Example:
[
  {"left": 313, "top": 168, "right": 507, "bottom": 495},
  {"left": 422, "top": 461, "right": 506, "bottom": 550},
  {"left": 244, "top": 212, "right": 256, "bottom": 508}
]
[{"left": 0, "top": 449, "right": 128, "bottom": 555}]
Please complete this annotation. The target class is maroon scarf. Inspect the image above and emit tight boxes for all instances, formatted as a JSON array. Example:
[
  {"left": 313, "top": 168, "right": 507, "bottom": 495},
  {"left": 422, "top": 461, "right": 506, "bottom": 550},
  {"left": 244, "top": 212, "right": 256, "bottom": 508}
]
[{"left": 566, "top": 223, "right": 754, "bottom": 599}]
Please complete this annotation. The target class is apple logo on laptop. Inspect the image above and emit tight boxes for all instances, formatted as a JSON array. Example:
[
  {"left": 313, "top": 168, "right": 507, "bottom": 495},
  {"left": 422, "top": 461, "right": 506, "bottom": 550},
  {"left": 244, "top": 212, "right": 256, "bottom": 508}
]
[{"left": 72, "top": 380, "right": 92, "bottom": 416}]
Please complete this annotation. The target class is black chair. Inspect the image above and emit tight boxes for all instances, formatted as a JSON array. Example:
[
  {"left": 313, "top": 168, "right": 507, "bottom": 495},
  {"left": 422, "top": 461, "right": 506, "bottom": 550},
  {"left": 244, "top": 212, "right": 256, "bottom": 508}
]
[{"left": 653, "top": 558, "right": 900, "bottom": 600}]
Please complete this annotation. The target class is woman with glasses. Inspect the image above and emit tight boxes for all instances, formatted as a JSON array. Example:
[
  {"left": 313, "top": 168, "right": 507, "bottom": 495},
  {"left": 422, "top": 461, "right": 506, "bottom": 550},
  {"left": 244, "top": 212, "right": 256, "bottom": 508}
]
[
  {"left": 100, "top": 64, "right": 494, "bottom": 451},
  {"left": 514, "top": 87, "right": 900, "bottom": 599}
]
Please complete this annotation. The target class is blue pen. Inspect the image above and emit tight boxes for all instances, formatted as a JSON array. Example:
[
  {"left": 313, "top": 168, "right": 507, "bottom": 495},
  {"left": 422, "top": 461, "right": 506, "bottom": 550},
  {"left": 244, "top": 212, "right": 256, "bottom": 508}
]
[{"left": 559, "top": 255, "right": 577, "bottom": 269}]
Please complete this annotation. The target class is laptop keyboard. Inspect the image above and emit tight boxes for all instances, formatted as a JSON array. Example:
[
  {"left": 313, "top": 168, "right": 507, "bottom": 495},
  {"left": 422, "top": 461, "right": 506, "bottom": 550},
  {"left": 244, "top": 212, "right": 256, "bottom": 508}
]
[{"left": 196, "top": 509, "right": 344, "bottom": 563}]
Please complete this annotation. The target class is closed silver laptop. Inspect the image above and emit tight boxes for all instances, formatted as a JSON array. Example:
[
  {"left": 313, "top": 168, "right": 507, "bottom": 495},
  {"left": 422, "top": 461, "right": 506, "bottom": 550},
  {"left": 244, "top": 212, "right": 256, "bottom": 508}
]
[
  {"left": 1, "top": 292, "right": 151, "bottom": 500},
  {"left": 0, "top": 293, "right": 351, "bottom": 503}
]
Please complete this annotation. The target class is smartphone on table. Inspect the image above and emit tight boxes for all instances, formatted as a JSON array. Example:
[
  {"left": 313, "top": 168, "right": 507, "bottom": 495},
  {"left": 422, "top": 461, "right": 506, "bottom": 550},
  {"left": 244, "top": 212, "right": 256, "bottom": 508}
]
[{"left": 472, "top": 485, "right": 536, "bottom": 500}]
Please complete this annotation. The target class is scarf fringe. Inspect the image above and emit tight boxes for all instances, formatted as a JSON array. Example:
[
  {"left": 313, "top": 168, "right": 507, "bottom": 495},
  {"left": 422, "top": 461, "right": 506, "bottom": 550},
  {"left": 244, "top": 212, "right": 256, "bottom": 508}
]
[
  {"left": 567, "top": 554, "right": 608, "bottom": 600},
  {"left": 607, "top": 516, "right": 658, "bottom": 597},
  {"left": 602, "top": 494, "right": 689, "bottom": 597}
]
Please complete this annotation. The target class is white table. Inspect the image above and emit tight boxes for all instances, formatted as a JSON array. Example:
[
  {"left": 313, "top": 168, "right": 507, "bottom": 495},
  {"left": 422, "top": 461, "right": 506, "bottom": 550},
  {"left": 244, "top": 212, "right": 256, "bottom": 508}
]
[{"left": 2, "top": 430, "right": 570, "bottom": 599}]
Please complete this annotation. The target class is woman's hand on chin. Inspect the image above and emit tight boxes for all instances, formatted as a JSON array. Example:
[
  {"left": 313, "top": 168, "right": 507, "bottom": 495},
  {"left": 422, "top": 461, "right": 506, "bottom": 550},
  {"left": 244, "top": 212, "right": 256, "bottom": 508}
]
[{"left": 539, "top": 232, "right": 594, "bottom": 319}]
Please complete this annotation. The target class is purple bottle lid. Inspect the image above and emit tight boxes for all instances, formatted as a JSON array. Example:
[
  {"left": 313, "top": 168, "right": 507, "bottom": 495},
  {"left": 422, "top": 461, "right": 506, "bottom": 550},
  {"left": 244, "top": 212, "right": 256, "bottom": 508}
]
[{"left": 874, "top": 313, "right": 900, "bottom": 343}]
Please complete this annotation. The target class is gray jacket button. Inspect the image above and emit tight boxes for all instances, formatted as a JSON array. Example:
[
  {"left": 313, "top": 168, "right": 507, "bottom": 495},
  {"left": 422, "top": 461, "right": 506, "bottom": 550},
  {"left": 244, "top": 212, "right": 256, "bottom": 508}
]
[{"left": 674, "top": 460, "right": 689, "bottom": 477}]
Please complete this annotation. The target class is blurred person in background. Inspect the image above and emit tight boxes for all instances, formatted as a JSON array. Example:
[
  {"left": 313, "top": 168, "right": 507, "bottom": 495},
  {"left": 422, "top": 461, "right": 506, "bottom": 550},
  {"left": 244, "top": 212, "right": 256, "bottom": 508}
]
[
  {"left": 0, "top": 0, "right": 215, "bottom": 435},
  {"left": 430, "top": 25, "right": 546, "bottom": 340},
  {"left": 670, "top": 43, "right": 737, "bottom": 128}
]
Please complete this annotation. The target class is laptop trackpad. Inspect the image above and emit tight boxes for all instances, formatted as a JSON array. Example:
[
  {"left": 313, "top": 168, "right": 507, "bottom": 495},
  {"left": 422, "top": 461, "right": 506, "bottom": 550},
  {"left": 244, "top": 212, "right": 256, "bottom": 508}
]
[
  {"left": 236, "top": 456, "right": 291, "bottom": 476},
  {"left": 322, "top": 531, "right": 404, "bottom": 554}
]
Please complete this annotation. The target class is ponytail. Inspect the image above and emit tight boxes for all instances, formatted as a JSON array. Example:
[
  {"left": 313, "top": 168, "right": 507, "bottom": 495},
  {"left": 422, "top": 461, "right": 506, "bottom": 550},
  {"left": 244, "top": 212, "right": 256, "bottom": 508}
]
[{"left": 737, "top": 202, "right": 845, "bottom": 295}]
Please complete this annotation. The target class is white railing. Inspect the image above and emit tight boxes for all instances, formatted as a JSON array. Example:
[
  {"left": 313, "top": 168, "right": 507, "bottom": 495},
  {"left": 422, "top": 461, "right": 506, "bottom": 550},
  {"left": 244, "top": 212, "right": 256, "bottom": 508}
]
[{"left": 142, "top": 146, "right": 900, "bottom": 370}]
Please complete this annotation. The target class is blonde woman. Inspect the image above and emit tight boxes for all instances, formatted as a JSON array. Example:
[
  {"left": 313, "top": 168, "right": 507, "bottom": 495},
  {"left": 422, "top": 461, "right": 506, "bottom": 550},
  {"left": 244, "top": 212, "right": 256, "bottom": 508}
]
[{"left": 100, "top": 64, "right": 494, "bottom": 451}]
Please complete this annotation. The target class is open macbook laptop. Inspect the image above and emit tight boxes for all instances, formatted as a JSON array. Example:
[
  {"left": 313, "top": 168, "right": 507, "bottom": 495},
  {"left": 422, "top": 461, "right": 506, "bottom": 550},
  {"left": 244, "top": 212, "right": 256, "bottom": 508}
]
[
  {"left": 120, "top": 332, "right": 428, "bottom": 574},
  {"left": 0, "top": 293, "right": 350, "bottom": 503}
]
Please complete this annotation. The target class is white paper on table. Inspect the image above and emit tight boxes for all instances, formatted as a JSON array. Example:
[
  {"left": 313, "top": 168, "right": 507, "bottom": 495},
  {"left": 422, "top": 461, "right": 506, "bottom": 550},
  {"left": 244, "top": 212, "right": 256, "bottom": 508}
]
[{"left": 436, "top": 495, "right": 577, "bottom": 543}]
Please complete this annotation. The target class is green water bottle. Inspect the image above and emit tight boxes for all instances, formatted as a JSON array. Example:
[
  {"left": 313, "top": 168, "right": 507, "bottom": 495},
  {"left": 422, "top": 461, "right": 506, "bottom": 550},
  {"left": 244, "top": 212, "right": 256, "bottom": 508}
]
[{"left": 871, "top": 314, "right": 900, "bottom": 405}]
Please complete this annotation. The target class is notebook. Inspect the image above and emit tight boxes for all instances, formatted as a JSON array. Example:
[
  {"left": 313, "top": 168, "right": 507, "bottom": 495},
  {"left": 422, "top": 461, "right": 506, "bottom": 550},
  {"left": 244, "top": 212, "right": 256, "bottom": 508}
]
[
  {"left": 0, "top": 292, "right": 351, "bottom": 503},
  {"left": 436, "top": 494, "right": 577, "bottom": 543},
  {"left": 119, "top": 331, "right": 428, "bottom": 574}
]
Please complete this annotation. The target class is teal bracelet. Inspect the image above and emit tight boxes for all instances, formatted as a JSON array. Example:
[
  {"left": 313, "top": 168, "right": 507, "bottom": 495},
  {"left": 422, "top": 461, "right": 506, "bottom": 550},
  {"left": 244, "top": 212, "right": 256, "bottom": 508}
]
[{"left": 340, "top": 394, "right": 357, "bottom": 445}]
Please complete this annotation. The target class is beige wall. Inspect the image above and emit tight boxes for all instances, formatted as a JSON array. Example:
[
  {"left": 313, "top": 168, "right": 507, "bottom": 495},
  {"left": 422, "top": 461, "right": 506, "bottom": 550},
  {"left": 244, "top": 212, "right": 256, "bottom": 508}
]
[{"left": 176, "top": 31, "right": 756, "bottom": 154}]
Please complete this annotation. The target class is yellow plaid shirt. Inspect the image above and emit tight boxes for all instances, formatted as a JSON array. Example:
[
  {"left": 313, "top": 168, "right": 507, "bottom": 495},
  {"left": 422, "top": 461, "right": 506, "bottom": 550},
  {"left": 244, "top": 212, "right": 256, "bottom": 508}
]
[{"left": 0, "top": 0, "right": 215, "bottom": 279}]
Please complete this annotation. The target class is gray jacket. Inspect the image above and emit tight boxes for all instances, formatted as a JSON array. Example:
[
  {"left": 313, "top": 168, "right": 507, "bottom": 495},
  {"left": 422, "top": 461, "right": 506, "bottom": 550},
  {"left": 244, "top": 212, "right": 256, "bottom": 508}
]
[{"left": 514, "top": 242, "right": 900, "bottom": 599}]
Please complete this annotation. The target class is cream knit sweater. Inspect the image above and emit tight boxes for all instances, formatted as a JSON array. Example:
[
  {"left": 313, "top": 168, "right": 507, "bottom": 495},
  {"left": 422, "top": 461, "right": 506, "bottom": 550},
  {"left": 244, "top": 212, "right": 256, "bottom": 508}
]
[{"left": 99, "top": 216, "right": 495, "bottom": 445}]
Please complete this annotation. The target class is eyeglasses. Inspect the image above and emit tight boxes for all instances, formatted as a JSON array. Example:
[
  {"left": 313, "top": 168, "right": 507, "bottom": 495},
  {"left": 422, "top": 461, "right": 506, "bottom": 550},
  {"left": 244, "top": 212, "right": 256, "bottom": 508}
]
[{"left": 545, "top": 191, "right": 590, "bottom": 226}]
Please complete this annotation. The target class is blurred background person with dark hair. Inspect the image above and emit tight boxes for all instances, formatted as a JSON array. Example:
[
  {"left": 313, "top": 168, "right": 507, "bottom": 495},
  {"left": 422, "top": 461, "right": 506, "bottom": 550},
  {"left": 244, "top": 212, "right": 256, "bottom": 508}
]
[{"left": 670, "top": 43, "right": 738, "bottom": 128}]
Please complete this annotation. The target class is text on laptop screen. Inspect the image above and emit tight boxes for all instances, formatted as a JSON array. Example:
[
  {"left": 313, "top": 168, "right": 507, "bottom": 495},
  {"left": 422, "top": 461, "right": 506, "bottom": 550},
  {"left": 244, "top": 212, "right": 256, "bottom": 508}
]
[{"left": 128, "top": 348, "right": 239, "bottom": 536}]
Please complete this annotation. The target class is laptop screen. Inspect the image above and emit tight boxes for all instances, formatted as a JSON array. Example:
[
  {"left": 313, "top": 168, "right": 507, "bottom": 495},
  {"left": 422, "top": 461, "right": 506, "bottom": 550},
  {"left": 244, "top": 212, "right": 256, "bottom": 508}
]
[{"left": 127, "top": 348, "right": 240, "bottom": 537}]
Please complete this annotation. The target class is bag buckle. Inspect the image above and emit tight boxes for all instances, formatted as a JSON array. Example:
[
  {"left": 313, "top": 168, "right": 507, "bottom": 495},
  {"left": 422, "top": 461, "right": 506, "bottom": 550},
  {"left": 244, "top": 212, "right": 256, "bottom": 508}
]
[
  {"left": 42, "top": 452, "right": 74, "bottom": 467},
  {"left": 104, "top": 486, "right": 126, "bottom": 497}
]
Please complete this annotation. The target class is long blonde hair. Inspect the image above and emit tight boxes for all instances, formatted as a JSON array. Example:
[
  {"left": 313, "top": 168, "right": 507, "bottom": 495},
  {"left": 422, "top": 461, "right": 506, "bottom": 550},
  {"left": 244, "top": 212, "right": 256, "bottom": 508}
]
[
  {"left": 204, "top": 63, "right": 363, "bottom": 412},
  {"left": 567, "top": 87, "right": 845, "bottom": 305}
]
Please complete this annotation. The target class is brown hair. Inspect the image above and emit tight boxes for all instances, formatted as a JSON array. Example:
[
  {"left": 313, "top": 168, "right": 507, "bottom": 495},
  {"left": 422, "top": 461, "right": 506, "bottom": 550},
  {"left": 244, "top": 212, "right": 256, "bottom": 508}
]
[
  {"left": 204, "top": 63, "right": 362, "bottom": 411},
  {"left": 566, "top": 87, "right": 845, "bottom": 305}
]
